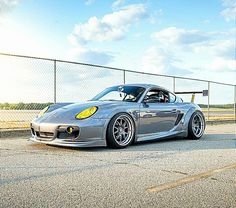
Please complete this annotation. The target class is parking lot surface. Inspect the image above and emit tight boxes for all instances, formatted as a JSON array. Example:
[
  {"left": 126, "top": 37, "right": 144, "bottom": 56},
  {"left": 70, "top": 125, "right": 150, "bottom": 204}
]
[{"left": 0, "top": 124, "right": 236, "bottom": 208}]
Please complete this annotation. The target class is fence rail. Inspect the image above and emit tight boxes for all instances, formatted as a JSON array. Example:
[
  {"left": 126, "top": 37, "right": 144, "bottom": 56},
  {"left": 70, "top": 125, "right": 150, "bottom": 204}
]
[{"left": 0, "top": 52, "right": 235, "bottom": 129}]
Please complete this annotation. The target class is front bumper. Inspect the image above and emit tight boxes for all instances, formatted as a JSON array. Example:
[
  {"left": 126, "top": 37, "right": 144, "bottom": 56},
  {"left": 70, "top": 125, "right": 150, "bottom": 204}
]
[{"left": 30, "top": 118, "right": 107, "bottom": 147}]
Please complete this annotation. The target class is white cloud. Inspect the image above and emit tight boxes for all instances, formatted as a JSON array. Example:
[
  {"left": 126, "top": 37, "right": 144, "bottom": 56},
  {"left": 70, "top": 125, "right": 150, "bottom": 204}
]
[
  {"left": 149, "top": 9, "right": 163, "bottom": 24},
  {"left": 142, "top": 46, "right": 191, "bottom": 76},
  {"left": 221, "top": 0, "right": 236, "bottom": 21},
  {"left": 112, "top": 0, "right": 125, "bottom": 8},
  {"left": 209, "top": 57, "right": 236, "bottom": 72},
  {"left": 0, "top": 0, "right": 19, "bottom": 13},
  {"left": 152, "top": 27, "right": 234, "bottom": 58},
  {"left": 85, "top": 0, "right": 95, "bottom": 6},
  {"left": 202, "top": 19, "right": 210, "bottom": 24},
  {"left": 70, "top": 4, "right": 147, "bottom": 43},
  {"left": 152, "top": 27, "right": 210, "bottom": 45},
  {"left": 67, "top": 44, "right": 113, "bottom": 65},
  {"left": 150, "top": 27, "right": 235, "bottom": 74},
  {"left": 67, "top": 3, "right": 147, "bottom": 65},
  {"left": 0, "top": 0, "right": 19, "bottom": 22},
  {"left": 142, "top": 47, "right": 169, "bottom": 74},
  {"left": 67, "top": 33, "right": 79, "bottom": 46},
  {"left": 193, "top": 39, "right": 234, "bottom": 58}
]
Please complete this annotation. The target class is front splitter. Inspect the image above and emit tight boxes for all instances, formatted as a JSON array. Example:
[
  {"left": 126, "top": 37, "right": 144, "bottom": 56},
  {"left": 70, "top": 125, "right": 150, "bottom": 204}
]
[{"left": 30, "top": 136, "right": 106, "bottom": 148}]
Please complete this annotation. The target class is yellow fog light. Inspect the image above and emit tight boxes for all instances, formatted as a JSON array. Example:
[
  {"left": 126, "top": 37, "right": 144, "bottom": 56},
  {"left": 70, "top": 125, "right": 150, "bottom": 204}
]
[
  {"left": 38, "top": 106, "right": 49, "bottom": 118},
  {"left": 67, "top": 126, "right": 74, "bottom": 134},
  {"left": 75, "top": 106, "right": 98, "bottom": 120}
]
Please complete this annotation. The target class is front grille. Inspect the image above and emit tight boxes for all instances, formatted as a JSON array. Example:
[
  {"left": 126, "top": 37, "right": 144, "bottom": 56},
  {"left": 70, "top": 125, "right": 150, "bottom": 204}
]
[
  {"left": 57, "top": 132, "right": 79, "bottom": 140},
  {"left": 36, "top": 131, "right": 54, "bottom": 140},
  {"left": 32, "top": 125, "right": 80, "bottom": 142}
]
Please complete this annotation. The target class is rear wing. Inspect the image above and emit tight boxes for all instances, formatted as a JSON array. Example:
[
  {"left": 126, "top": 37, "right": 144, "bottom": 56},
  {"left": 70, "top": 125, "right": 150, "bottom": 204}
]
[{"left": 174, "top": 90, "right": 208, "bottom": 103}]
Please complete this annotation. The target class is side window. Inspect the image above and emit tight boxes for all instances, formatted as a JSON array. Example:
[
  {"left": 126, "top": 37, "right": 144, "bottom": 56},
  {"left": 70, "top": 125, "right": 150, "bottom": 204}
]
[
  {"left": 145, "top": 89, "right": 169, "bottom": 103},
  {"left": 160, "top": 90, "right": 169, "bottom": 103},
  {"left": 169, "top": 93, "right": 176, "bottom": 103},
  {"left": 145, "top": 90, "right": 159, "bottom": 103}
]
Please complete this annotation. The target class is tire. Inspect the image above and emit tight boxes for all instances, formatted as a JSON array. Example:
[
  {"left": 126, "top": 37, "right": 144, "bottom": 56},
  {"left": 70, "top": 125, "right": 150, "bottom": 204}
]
[
  {"left": 107, "top": 113, "right": 135, "bottom": 148},
  {"left": 187, "top": 110, "right": 205, "bottom": 140}
]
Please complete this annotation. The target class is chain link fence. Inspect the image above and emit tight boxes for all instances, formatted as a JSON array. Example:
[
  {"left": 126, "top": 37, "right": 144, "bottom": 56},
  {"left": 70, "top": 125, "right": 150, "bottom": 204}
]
[{"left": 0, "top": 53, "right": 235, "bottom": 129}]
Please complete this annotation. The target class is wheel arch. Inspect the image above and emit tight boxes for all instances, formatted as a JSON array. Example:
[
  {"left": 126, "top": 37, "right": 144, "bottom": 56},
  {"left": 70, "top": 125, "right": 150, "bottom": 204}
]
[
  {"left": 183, "top": 106, "right": 202, "bottom": 126},
  {"left": 187, "top": 110, "right": 206, "bottom": 139},
  {"left": 180, "top": 105, "right": 204, "bottom": 135},
  {"left": 104, "top": 111, "right": 137, "bottom": 146}
]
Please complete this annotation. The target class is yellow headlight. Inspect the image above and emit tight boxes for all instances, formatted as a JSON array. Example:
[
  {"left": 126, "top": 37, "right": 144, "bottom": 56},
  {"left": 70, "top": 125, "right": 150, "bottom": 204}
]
[
  {"left": 75, "top": 106, "right": 98, "bottom": 120},
  {"left": 38, "top": 106, "right": 49, "bottom": 118}
]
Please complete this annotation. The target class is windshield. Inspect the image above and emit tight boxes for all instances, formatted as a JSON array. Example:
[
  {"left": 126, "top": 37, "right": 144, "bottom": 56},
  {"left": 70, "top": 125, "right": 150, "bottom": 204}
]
[{"left": 92, "top": 86, "right": 145, "bottom": 102}]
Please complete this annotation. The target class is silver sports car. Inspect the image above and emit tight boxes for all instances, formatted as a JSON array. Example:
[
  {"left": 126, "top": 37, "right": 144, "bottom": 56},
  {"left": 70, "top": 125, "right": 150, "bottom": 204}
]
[{"left": 30, "top": 84, "right": 205, "bottom": 148}]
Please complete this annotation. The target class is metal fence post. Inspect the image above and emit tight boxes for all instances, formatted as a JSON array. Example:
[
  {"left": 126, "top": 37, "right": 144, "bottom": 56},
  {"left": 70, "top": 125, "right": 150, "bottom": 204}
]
[
  {"left": 234, "top": 85, "right": 236, "bottom": 122},
  {"left": 173, "top": 77, "right": 176, "bottom": 92},
  {"left": 54, "top": 60, "right": 57, "bottom": 104},
  {"left": 123, "top": 70, "right": 126, "bottom": 84},
  {"left": 207, "top": 81, "right": 210, "bottom": 120}
]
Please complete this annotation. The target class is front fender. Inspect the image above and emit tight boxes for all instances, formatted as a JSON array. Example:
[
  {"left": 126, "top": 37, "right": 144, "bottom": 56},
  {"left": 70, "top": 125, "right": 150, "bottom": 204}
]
[
  {"left": 47, "top": 103, "right": 74, "bottom": 113},
  {"left": 95, "top": 106, "right": 140, "bottom": 141},
  {"left": 93, "top": 104, "right": 140, "bottom": 121}
]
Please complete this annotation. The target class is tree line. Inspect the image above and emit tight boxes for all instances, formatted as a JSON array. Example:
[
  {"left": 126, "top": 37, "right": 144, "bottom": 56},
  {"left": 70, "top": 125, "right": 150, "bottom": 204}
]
[{"left": 0, "top": 102, "right": 53, "bottom": 110}]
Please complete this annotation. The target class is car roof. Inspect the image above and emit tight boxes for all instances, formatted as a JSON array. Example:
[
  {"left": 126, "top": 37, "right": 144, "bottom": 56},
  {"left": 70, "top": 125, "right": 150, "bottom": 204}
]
[{"left": 112, "top": 83, "right": 171, "bottom": 92}]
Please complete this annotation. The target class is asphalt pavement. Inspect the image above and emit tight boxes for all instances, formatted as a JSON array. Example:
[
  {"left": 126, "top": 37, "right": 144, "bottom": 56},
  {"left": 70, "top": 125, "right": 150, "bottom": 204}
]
[{"left": 0, "top": 124, "right": 236, "bottom": 208}]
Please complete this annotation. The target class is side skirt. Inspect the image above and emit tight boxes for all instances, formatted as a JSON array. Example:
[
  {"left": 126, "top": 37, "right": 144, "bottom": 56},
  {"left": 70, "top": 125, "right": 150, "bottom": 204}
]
[{"left": 136, "top": 130, "right": 186, "bottom": 142}]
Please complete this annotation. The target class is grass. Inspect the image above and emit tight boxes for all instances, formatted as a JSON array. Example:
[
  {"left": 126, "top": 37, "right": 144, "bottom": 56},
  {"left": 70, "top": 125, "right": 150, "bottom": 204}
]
[
  {"left": 202, "top": 108, "right": 234, "bottom": 112},
  {"left": 0, "top": 121, "right": 30, "bottom": 129},
  {"left": 205, "top": 116, "right": 235, "bottom": 121}
]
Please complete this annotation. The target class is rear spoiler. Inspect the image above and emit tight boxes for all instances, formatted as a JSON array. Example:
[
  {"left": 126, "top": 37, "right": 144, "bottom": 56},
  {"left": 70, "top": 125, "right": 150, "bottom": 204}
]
[{"left": 174, "top": 90, "right": 208, "bottom": 103}]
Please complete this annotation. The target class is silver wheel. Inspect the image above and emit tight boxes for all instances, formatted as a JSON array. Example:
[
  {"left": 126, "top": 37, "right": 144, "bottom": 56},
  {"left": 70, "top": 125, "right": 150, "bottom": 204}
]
[
  {"left": 112, "top": 114, "right": 134, "bottom": 146},
  {"left": 192, "top": 113, "right": 204, "bottom": 138}
]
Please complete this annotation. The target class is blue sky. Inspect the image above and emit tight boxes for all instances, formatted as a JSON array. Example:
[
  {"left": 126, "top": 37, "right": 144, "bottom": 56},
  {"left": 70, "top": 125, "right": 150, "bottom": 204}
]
[{"left": 0, "top": 0, "right": 235, "bottom": 103}]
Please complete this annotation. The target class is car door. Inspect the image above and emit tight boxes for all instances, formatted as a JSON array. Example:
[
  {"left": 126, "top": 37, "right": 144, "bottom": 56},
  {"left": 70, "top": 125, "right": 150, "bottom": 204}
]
[{"left": 138, "top": 88, "right": 179, "bottom": 135}]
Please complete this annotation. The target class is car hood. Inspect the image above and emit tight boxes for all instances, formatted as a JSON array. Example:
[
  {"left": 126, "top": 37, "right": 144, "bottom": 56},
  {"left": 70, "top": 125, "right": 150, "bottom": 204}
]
[{"left": 36, "top": 101, "right": 136, "bottom": 122}]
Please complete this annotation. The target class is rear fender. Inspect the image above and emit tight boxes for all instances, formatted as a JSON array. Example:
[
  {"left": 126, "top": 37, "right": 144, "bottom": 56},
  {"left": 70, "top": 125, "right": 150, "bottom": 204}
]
[{"left": 182, "top": 105, "right": 202, "bottom": 132}]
